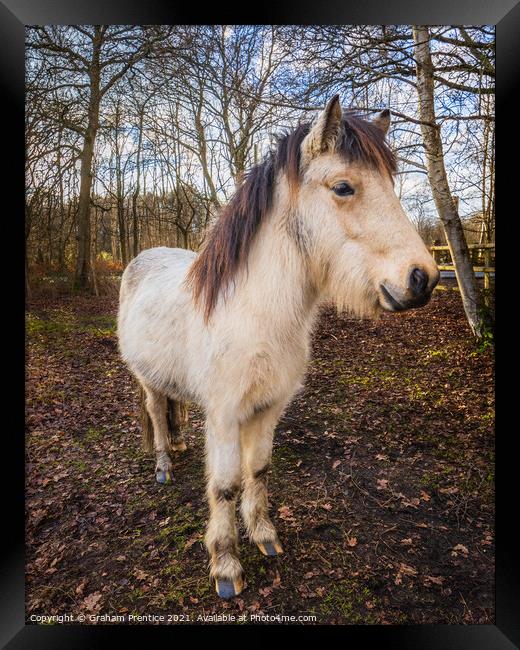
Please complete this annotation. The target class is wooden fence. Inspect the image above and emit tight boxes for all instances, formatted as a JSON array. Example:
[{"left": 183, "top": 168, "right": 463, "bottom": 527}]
[{"left": 430, "top": 243, "right": 495, "bottom": 290}]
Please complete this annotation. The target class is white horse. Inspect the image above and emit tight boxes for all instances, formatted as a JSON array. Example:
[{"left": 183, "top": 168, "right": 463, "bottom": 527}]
[{"left": 117, "top": 96, "right": 439, "bottom": 599}]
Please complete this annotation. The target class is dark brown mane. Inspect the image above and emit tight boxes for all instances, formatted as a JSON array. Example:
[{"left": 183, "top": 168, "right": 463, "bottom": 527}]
[{"left": 187, "top": 111, "right": 397, "bottom": 321}]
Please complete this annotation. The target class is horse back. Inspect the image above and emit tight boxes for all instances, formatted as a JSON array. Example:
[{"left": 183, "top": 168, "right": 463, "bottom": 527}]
[{"left": 119, "top": 246, "right": 196, "bottom": 305}]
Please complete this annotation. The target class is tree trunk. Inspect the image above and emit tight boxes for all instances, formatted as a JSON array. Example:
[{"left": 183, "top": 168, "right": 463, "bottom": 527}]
[
  {"left": 25, "top": 246, "right": 31, "bottom": 303},
  {"left": 194, "top": 102, "right": 221, "bottom": 208},
  {"left": 413, "top": 25, "right": 484, "bottom": 338},
  {"left": 117, "top": 198, "right": 127, "bottom": 265},
  {"left": 75, "top": 29, "right": 102, "bottom": 290},
  {"left": 132, "top": 107, "right": 145, "bottom": 258}
]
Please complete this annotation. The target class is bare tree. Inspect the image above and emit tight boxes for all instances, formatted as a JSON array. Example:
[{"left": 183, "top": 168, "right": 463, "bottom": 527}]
[
  {"left": 26, "top": 25, "right": 174, "bottom": 288},
  {"left": 413, "top": 25, "right": 483, "bottom": 336},
  {"left": 25, "top": 24, "right": 494, "bottom": 333}
]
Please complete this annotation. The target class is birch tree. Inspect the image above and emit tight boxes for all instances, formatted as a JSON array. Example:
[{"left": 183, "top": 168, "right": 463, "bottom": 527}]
[{"left": 413, "top": 25, "right": 484, "bottom": 337}]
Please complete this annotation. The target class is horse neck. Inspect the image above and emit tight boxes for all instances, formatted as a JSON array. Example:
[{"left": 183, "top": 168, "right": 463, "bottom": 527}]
[{"left": 238, "top": 194, "right": 319, "bottom": 335}]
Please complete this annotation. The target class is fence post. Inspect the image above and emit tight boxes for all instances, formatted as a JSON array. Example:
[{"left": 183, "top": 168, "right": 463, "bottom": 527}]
[
  {"left": 431, "top": 242, "right": 439, "bottom": 267},
  {"left": 483, "top": 246, "right": 491, "bottom": 307}
]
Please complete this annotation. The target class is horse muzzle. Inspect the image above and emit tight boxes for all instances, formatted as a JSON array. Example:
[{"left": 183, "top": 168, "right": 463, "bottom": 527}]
[{"left": 379, "top": 267, "right": 440, "bottom": 312}]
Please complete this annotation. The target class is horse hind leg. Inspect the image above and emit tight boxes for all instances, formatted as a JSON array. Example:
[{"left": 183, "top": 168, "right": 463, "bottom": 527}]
[
  {"left": 166, "top": 399, "right": 188, "bottom": 452},
  {"left": 140, "top": 384, "right": 186, "bottom": 484}
]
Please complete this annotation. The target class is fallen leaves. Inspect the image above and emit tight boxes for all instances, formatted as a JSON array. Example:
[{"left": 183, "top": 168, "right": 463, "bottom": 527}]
[
  {"left": 480, "top": 532, "right": 493, "bottom": 546},
  {"left": 451, "top": 544, "right": 469, "bottom": 557},
  {"left": 395, "top": 563, "right": 418, "bottom": 585},
  {"left": 277, "top": 505, "right": 293, "bottom": 520},
  {"left": 400, "top": 495, "right": 420, "bottom": 508},
  {"left": 82, "top": 591, "right": 102, "bottom": 612},
  {"left": 75, "top": 579, "right": 87, "bottom": 596},
  {"left": 183, "top": 532, "right": 202, "bottom": 550},
  {"left": 258, "top": 571, "right": 282, "bottom": 598},
  {"left": 158, "top": 517, "right": 171, "bottom": 527},
  {"left": 25, "top": 292, "right": 494, "bottom": 624},
  {"left": 258, "top": 586, "right": 273, "bottom": 597},
  {"left": 133, "top": 569, "right": 149, "bottom": 581},
  {"left": 439, "top": 486, "right": 459, "bottom": 495}
]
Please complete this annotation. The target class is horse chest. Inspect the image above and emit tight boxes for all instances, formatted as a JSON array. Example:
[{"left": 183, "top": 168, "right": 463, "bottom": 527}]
[{"left": 236, "top": 341, "right": 308, "bottom": 408}]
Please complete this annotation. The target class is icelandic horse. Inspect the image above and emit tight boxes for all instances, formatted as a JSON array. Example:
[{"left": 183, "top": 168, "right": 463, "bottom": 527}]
[{"left": 117, "top": 96, "right": 439, "bottom": 598}]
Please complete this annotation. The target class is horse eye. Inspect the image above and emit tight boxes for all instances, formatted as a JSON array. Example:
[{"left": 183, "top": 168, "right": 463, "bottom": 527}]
[{"left": 332, "top": 182, "right": 355, "bottom": 197}]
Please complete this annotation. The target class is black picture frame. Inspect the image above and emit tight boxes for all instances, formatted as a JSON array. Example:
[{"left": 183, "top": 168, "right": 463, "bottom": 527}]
[{"left": 8, "top": 1, "right": 513, "bottom": 647}]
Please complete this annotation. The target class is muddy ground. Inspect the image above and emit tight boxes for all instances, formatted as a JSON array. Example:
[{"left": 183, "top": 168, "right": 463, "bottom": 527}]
[{"left": 25, "top": 288, "right": 494, "bottom": 625}]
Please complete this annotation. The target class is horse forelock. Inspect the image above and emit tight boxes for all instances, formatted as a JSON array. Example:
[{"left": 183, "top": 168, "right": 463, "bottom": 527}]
[{"left": 186, "top": 111, "right": 396, "bottom": 322}]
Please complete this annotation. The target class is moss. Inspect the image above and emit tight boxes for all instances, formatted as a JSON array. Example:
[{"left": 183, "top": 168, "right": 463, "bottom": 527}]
[
  {"left": 336, "top": 367, "right": 405, "bottom": 390},
  {"left": 79, "top": 315, "right": 117, "bottom": 337},
  {"left": 73, "top": 459, "right": 88, "bottom": 472},
  {"left": 408, "top": 384, "right": 428, "bottom": 401},
  {"left": 272, "top": 443, "right": 304, "bottom": 466},
  {"left": 423, "top": 343, "right": 457, "bottom": 365},
  {"left": 155, "top": 503, "right": 204, "bottom": 554},
  {"left": 83, "top": 427, "right": 104, "bottom": 443},
  {"left": 424, "top": 348, "right": 449, "bottom": 361},
  {"left": 318, "top": 580, "right": 379, "bottom": 623},
  {"left": 128, "top": 587, "right": 145, "bottom": 604},
  {"left": 26, "top": 314, "right": 68, "bottom": 336},
  {"left": 159, "top": 520, "right": 199, "bottom": 549},
  {"left": 26, "top": 308, "right": 83, "bottom": 337},
  {"left": 33, "top": 387, "right": 66, "bottom": 405},
  {"left": 162, "top": 563, "right": 182, "bottom": 578},
  {"left": 193, "top": 578, "right": 212, "bottom": 599},
  {"left": 162, "top": 585, "right": 188, "bottom": 606},
  {"left": 26, "top": 310, "right": 117, "bottom": 339},
  {"left": 125, "top": 493, "right": 156, "bottom": 514},
  {"left": 420, "top": 469, "right": 445, "bottom": 491},
  {"left": 239, "top": 543, "right": 269, "bottom": 578}
]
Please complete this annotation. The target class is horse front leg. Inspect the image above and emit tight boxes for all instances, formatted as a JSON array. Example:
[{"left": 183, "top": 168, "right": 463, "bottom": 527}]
[
  {"left": 240, "top": 405, "right": 283, "bottom": 557},
  {"left": 204, "top": 414, "right": 244, "bottom": 599}
]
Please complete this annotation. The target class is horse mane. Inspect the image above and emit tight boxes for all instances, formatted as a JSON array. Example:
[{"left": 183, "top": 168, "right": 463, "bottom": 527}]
[{"left": 186, "top": 111, "right": 397, "bottom": 321}]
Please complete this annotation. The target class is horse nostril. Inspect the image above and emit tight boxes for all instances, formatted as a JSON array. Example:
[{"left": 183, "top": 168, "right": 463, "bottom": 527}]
[{"left": 409, "top": 267, "right": 429, "bottom": 296}]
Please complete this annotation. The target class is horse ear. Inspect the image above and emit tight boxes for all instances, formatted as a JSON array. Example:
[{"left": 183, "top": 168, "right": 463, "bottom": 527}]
[
  {"left": 372, "top": 109, "right": 391, "bottom": 137},
  {"left": 301, "top": 95, "right": 343, "bottom": 164}
]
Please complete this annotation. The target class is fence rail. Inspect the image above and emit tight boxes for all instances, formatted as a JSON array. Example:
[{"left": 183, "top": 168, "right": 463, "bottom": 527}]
[{"left": 430, "top": 243, "right": 495, "bottom": 290}]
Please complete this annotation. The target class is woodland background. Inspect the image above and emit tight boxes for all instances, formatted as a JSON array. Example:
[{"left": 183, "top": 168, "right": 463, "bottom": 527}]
[{"left": 25, "top": 26, "right": 494, "bottom": 331}]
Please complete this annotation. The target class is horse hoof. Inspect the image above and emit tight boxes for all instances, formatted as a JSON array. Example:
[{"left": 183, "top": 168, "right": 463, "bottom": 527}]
[
  {"left": 215, "top": 576, "right": 244, "bottom": 599},
  {"left": 171, "top": 440, "right": 187, "bottom": 452},
  {"left": 156, "top": 469, "right": 172, "bottom": 484},
  {"left": 257, "top": 541, "right": 283, "bottom": 557}
]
